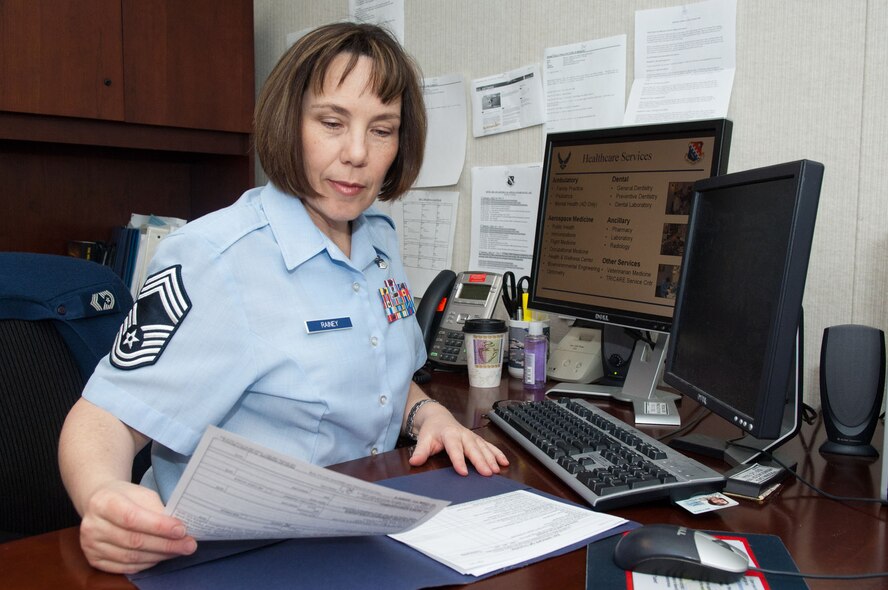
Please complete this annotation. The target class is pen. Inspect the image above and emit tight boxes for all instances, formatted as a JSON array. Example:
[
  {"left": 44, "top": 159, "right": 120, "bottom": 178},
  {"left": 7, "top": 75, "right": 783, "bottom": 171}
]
[{"left": 522, "top": 293, "right": 530, "bottom": 322}]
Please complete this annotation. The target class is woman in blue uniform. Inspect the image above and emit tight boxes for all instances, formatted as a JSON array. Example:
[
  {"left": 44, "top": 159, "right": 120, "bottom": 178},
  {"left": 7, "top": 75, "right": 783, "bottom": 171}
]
[{"left": 59, "top": 22, "right": 508, "bottom": 574}]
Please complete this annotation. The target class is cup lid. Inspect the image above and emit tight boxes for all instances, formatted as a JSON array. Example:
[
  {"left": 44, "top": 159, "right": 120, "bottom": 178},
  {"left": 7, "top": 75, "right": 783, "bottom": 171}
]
[{"left": 462, "top": 318, "right": 507, "bottom": 334}]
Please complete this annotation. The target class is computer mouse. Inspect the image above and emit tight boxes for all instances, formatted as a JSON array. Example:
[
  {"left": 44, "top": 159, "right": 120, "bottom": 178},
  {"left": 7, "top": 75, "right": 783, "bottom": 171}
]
[{"left": 613, "top": 524, "right": 749, "bottom": 584}]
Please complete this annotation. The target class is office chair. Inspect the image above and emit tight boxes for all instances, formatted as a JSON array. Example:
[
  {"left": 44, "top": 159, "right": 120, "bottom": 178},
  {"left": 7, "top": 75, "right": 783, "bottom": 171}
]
[{"left": 0, "top": 252, "right": 139, "bottom": 542}]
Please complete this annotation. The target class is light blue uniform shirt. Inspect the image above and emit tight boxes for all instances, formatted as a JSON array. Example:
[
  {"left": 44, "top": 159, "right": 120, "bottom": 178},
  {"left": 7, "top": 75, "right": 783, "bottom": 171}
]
[{"left": 83, "top": 184, "right": 426, "bottom": 501}]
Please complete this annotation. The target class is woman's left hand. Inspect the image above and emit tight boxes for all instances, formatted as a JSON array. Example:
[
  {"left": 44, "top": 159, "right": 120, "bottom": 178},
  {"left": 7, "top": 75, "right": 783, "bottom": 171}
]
[{"left": 407, "top": 400, "right": 509, "bottom": 476}]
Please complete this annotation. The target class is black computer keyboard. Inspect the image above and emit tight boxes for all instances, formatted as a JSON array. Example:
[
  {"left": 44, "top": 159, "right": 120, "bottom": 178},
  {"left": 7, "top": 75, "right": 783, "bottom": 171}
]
[{"left": 488, "top": 397, "right": 725, "bottom": 510}]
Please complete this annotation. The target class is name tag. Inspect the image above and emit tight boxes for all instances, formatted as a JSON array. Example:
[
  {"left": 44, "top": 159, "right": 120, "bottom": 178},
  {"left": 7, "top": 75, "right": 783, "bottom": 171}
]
[{"left": 305, "top": 317, "right": 353, "bottom": 334}]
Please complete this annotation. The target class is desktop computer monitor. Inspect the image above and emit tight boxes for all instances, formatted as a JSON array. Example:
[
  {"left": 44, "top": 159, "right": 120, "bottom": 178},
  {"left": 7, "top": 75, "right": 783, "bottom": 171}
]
[
  {"left": 528, "top": 119, "right": 732, "bottom": 424},
  {"left": 663, "top": 160, "right": 824, "bottom": 465}
]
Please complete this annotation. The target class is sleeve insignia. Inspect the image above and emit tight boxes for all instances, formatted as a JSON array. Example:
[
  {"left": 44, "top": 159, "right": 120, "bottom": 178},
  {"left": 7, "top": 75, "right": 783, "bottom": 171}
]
[{"left": 110, "top": 265, "right": 192, "bottom": 370}]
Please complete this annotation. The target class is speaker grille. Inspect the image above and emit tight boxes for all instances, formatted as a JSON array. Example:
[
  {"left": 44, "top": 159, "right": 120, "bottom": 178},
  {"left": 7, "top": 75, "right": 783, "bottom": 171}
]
[{"left": 821, "top": 325, "right": 884, "bottom": 426}]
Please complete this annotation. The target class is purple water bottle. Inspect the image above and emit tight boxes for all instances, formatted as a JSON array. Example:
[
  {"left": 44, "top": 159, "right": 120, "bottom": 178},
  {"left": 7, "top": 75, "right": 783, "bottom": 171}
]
[{"left": 523, "top": 321, "right": 548, "bottom": 390}]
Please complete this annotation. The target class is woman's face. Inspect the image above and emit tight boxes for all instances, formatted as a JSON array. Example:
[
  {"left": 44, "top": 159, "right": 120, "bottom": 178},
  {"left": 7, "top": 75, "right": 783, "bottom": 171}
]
[{"left": 300, "top": 52, "right": 402, "bottom": 236}]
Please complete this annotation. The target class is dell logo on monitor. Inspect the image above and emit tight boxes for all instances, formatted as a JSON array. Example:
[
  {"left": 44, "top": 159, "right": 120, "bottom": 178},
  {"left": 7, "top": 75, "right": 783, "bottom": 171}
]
[{"left": 594, "top": 313, "right": 610, "bottom": 322}]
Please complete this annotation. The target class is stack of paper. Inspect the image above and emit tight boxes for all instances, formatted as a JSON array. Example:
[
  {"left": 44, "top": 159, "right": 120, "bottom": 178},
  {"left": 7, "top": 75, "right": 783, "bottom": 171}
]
[{"left": 127, "top": 214, "right": 187, "bottom": 298}]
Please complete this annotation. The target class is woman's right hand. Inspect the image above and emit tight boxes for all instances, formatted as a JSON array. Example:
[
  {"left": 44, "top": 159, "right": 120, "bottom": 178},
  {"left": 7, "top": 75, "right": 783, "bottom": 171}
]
[
  {"left": 59, "top": 398, "right": 197, "bottom": 574},
  {"left": 78, "top": 479, "right": 197, "bottom": 574}
]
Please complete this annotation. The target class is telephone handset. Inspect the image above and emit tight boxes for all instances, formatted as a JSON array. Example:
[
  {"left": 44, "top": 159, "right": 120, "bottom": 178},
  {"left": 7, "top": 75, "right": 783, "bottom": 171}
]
[
  {"left": 415, "top": 269, "right": 457, "bottom": 352},
  {"left": 420, "top": 271, "right": 503, "bottom": 367}
]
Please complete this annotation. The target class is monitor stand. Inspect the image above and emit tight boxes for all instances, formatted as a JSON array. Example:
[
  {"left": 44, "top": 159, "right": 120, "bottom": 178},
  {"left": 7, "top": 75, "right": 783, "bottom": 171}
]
[
  {"left": 669, "top": 325, "right": 804, "bottom": 466},
  {"left": 545, "top": 328, "right": 680, "bottom": 426},
  {"left": 669, "top": 395, "right": 800, "bottom": 466}
]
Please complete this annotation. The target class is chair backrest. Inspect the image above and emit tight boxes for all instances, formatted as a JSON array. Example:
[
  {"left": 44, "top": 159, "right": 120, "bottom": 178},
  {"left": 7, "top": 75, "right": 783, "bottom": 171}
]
[{"left": 0, "top": 253, "right": 134, "bottom": 539}]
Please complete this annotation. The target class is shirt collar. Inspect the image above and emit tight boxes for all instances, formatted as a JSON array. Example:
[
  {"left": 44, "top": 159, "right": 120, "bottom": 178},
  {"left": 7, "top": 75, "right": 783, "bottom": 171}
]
[{"left": 259, "top": 184, "right": 394, "bottom": 271}]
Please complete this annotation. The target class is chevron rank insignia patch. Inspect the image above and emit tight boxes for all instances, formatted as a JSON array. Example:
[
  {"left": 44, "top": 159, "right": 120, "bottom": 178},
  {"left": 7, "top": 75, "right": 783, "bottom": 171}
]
[{"left": 111, "top": 265, "right": 192, "bottom": 370}]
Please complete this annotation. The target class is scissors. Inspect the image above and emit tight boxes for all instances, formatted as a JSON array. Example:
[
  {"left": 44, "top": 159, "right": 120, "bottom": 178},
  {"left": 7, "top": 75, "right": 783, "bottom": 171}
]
[{"left": 501, "top": 271, "right": 531, "bottom": 319}]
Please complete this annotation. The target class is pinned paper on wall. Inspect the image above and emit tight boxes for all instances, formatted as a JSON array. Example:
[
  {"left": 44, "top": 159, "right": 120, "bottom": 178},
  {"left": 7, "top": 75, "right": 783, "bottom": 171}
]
[{"left": 624, "top": 0, "right": 737, "bottom": 125}]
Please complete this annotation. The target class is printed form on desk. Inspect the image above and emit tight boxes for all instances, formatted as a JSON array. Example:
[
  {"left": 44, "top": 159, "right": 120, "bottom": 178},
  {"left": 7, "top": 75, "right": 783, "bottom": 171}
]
[
  {"left": 166, "top": 426, "right": 628, "bottom": 577},
  {"left": 389, "top": 489, "right": 627, "bottom": 577}
]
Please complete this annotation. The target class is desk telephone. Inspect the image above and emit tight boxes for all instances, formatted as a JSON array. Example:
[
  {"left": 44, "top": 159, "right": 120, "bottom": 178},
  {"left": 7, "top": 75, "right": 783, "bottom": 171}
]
[{"left": 415, "top": 270, "right": 503, "bottom": 367}]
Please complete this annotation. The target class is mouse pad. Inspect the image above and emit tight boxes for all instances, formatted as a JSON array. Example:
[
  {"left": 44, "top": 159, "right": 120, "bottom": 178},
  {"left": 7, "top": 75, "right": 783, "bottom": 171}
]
[{"left": 586, "top": 530, "right": 807, "bottom": 589}]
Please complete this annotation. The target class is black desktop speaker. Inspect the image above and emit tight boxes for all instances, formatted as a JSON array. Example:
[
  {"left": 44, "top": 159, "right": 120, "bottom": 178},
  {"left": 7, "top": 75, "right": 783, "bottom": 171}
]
[{"left": 818, "top": 324, "right": 886, "bottom": 457}]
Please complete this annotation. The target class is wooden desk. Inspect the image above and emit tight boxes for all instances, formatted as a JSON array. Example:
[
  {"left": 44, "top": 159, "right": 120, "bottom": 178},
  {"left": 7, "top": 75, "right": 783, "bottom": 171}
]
[{"left": 2, "top": 371, "right": 886, "bottom": 589}]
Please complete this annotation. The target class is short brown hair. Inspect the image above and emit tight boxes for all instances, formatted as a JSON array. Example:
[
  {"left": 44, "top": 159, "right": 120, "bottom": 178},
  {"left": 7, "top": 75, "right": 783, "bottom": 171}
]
[{"left": 254, "top": 22, "right": 426, "bottom": 202}]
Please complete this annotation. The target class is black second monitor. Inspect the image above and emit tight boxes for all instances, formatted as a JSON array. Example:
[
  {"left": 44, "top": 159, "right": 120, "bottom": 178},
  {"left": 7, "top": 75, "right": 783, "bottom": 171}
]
[{"left": 665, "top": 159, "right": 824, "bottom": 465}]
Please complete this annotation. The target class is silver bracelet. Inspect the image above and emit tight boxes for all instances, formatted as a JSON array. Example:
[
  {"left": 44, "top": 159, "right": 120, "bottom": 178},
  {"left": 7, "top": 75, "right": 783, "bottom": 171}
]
[{"left": 405, "top": 398, "right": 440, "bottom": 441}]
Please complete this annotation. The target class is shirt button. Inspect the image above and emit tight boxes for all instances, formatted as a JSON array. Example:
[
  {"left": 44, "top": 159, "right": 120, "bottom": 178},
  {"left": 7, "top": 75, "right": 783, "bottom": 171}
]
[
  {"left": 371, "top": 447, "right": 378, "bottom": 455},
  {"left": 379, "top": 395, "right": 387, "bottom": 405},
  {"left": 370, "top": 336, "right": 379, "bottom": 347},
  {"left": 352, "top": 282, "right": 360, "bottom": 292}
]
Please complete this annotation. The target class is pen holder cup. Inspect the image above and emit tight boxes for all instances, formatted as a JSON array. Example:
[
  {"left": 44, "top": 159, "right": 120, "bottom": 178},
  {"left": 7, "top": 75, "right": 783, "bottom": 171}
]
[{"left": 507, "top": 315, "right": 550, "bottom": 379}]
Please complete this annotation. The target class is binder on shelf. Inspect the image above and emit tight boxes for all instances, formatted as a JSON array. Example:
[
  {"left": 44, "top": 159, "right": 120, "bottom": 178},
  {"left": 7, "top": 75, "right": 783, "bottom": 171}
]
[
  {"left": 125, "top": 214, "right": 187, "bottom": 297},
  {"left": 122, "top": 227, "right": 140, "bottom": 290},
  {"left": 107, "top": 226, "right": 138, "bottom": 284},
  {"left": 131, "top": 225, "right": 169, "bottom": 295},
  {"left": 107, "top": 214, "right": 186, "bottom": 295}
]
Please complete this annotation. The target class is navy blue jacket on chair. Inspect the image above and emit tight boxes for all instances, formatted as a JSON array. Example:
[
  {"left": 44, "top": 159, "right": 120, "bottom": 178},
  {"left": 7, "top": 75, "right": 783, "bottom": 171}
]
[
  {"left": 0, "top": 252, "right": 133, "bottom": 539},
  {"left": 0, "top": 252, "right": 133, "bottom": 380}
]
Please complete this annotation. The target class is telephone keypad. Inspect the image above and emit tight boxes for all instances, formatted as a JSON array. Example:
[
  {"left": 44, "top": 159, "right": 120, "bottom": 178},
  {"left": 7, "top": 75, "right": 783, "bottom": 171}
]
[{"left": 429, "top": 328, "right": 467, "bottom": 364}]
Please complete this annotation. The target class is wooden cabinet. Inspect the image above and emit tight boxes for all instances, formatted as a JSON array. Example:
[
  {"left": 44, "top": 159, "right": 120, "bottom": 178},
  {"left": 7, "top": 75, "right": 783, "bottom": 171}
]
[
  {"left": 0, "top": 1, "right": 125, "bottom": 121},
  {"left": 122, "top": 1, "right": 254, "bottom": 132},
  {"left": 0, "top": 0, "right": 255, "bottom": 255},
  {"left": 0, "top": 0, "right": 252, "bottom": 132}
]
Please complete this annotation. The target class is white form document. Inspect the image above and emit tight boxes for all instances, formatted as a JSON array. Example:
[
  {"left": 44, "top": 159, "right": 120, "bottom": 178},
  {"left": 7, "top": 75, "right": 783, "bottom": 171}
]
[
  {"left": 544, "top": 35, "right": 627, "bottom": 135},
  {"left": 375, "top": 190, "right": 459, "bottom": 297},
  {"left": 164, "top": 426, "right": 449, "bottom": 541},
  {"left": 469, "top": 164, "right": 542, "bottom": 277},
  {"left": 623, "top": 0, "right": 736, "bottom": 125},
  {"left": 414, "top": 74, "right": 467, "bottom": 188},
  {"left": 471, "top": 64, "right": 545, "bottom": 138},
  {"left": 389, "top": 489, "right": 627, "bottom": 577}
]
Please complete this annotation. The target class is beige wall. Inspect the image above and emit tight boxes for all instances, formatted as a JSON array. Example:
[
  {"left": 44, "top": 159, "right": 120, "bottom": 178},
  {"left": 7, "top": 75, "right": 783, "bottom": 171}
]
[{"left": 253, "top": 1, "right": 888, "bottom": 407}]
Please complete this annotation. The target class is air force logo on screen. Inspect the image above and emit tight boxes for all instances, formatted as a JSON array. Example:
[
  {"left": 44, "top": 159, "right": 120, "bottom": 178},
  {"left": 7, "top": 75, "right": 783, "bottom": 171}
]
[{"left": 111, "top": 265, "right": 192, "bottom": 370}]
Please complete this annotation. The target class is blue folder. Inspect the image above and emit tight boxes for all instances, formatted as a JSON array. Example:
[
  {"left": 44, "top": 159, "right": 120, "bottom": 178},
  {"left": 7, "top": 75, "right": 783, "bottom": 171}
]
[{"left": 130, "top": 468, "right": 636, "bottom": 590}]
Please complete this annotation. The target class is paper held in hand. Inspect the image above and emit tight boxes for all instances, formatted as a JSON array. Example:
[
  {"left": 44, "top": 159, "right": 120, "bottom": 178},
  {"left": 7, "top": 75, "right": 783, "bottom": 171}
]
[{"left": 164, "top": 426, "right": 450, "bottom": 541}]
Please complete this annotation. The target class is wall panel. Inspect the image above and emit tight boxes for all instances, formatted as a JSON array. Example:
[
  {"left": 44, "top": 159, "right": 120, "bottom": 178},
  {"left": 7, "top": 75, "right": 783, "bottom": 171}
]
[{"left": 253, "top": 0, "right": 886, "bottom": 405}]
